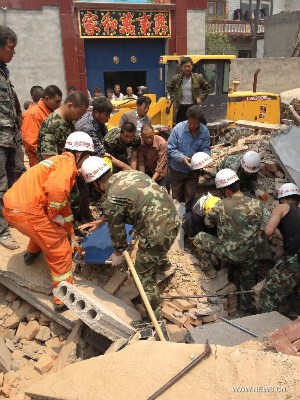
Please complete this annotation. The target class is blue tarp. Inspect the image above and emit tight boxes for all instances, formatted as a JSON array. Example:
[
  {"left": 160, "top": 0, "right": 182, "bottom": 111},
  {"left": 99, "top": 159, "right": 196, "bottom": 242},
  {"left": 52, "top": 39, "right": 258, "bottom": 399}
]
[{"left": 82, "top": 223, "right": 133, "bottom": 264}]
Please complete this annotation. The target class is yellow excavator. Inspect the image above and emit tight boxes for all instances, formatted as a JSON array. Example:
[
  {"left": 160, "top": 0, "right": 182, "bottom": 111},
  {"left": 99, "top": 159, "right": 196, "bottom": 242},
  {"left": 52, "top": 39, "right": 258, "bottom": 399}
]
[{"left": 107, "top": 54, "right": 282, "bottom": 143}]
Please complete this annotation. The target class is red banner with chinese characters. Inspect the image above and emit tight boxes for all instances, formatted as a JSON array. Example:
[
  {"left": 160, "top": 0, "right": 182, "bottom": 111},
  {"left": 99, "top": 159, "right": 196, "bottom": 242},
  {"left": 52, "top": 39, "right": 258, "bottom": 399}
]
[{"left": 79, "top": 10, "right": 171, "bottom": 38}]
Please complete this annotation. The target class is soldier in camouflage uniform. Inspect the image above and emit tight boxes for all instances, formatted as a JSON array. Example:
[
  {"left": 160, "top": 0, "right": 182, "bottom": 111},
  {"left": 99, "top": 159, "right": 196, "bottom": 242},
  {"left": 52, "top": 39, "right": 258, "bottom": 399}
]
[
  {"left": 193, "top": 168, "right": 269, "bottom": 312},
  {"left": 217, "top": 151, "right": 269, "bottom": 200},
  {"left": 37, "top": 92, "right": 89, "bottom": 220},
  {"left": 167, "top": 56, "right": 210, "bottom": 123},
  {"left": 0, "top": 26, "right": 20, "bottom": 250},
  {"left": 80, "top": 158, "right": 180, "bottom": 320},
  {"left": 259, "top": 183, "right": 300, "bottom": 314},
  {"left": 103, "top": 122, "right": 140, "bottom": 173}
]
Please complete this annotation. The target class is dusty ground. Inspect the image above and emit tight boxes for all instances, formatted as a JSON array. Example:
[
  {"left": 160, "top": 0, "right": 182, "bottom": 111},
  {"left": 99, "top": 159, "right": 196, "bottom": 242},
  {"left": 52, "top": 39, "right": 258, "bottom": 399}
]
[{"left": 26, "top": 341, "right": 300, "bottom": 400}]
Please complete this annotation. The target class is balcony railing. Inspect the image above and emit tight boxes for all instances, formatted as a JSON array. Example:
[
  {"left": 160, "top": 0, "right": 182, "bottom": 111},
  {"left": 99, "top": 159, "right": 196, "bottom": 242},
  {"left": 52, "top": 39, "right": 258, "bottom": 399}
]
[{"left": 207, "top": 20, "right": 264, "bottom": 37}]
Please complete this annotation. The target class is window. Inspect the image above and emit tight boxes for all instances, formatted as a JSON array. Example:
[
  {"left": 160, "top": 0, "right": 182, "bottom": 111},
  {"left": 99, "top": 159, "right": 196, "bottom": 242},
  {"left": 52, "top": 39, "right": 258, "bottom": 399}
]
[
  {"left": 207, "top": 1, "right": 226, "bottom": 17},
  {"left": 223, "top": 62, "right": 230, "bottom": 93},
  {"left": 240, "top": 1, "right": 270, "bottom": 19},
  {"left": 194, "top": 63, "right": 217, "bottom": 94},
  {"left": 238, "top": 49, "right": 252, "bottom": 58}
]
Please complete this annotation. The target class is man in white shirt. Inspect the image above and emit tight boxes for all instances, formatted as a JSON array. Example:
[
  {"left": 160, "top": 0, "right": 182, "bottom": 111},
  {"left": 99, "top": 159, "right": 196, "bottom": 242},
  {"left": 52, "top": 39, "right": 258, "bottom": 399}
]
[
  {"left": 124, "top": 86, "right": 138, "bottom": 100},
  {"left": 112, "top": 84, "right": 125, "bottom": 101}
]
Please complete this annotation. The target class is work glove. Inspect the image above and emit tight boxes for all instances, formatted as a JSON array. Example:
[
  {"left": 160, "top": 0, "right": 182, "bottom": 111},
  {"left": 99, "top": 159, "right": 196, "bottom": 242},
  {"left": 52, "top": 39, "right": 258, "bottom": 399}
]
[
  {"left": 110, "top": 252, "right": 124, "bottom": 267},
  {"left": 255, "top": 190, "right": 269, "bottom": 201}
]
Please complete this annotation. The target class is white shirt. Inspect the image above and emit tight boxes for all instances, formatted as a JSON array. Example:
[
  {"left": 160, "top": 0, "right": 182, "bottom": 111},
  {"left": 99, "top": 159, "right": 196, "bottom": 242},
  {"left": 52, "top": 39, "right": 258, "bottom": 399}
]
[{"left": 136, "top": 111, "right": 146, "bottom": 136}]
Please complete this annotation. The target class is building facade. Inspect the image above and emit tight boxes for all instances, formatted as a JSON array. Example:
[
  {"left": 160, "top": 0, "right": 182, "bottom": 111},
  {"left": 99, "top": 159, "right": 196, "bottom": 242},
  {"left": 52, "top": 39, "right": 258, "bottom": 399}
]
[
  {"left": 0, "top": 0, "right": 207, "bottom": 104},
  {"left": 207, "top": 0, "right": 300, "bottom": 57}
]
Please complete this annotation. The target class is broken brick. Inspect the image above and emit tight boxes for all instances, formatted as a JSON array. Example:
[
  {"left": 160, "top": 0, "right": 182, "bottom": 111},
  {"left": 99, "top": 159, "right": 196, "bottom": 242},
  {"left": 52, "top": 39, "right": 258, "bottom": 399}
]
[
  {"left": 202, "top": 313, "right": 218, "bottom": 323},
  {"left": 34, "top": 354, "right": 54, "bottom": 374},
  {"left": 172, "top": 298, "right": 196, "bottom": 311},
  {"left": 293, "top": 338, "right": 300, "bottom": 353},
  {"left": 166, "top": 324, "right": 188, "bottom": 343},
  {"left": 265, "top": 160, "right": 277, "bottom": 173},
  {"left": 162, "top": 305, "right": 187, "bottom": 327},
  {"left": 24, "top": 321, "right": 40, "bottom": 341}
]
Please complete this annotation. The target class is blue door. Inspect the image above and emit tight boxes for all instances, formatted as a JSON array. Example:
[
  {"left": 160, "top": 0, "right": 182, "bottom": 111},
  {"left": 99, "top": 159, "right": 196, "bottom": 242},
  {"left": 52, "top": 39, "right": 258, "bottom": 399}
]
[{"left": 84, "top": 38, "right": 166, "bottom": 98}]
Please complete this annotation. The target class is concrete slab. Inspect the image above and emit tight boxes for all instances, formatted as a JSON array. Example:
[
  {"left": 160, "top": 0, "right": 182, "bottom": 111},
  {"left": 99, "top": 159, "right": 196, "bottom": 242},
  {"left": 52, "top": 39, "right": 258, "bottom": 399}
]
[
  {"left": 188, "top": 312, "right": 290, "bottom": 347},
  {"left": 25, "top": 341, "right": 300, "bottom": 400},
  {"left": 54, "top": 282, "right": 136, "bottom": 341},
  {"left": 0, "top": 275, "right": 79, "bottom": 331},
  {"left": 0, "top": 229, "right": 52, "bottom": 294},
  {"left": 270, "top": 126, "right": 300, "bottom": 187}
]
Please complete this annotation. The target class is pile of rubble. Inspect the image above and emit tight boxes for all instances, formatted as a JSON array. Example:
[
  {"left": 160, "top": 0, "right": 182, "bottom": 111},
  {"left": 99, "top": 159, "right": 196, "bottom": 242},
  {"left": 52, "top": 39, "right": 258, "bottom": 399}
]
[
  {"left": 281, "top": 99, "right": 300, "bottom": 126},
  {"left": 79, "top": 127, "right": 290, "bottom": 339},
  {"left": 0, "top": 285, "right": 78, "bottom": 399}
]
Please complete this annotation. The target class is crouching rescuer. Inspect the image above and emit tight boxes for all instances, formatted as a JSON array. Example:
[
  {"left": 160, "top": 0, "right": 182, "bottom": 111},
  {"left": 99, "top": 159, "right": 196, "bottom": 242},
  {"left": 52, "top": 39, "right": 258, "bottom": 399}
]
[
  {"left": 80, "top": 157, "right": 180, "bottom": 320},
  {"left": 3, "top": 132, "right": 95, "bottom": 310}
]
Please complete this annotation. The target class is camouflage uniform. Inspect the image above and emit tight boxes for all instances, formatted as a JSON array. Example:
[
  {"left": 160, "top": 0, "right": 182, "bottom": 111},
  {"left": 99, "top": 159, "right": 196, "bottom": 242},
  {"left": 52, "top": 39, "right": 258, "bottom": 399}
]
[
  {"left": 259, "top": 203, "right": 300, "bottom": 313},
  {"left": 0, "top": 63, "right": 19, "bottom": 236},
  {"left": 217, "top": 153, "right": 272, "bottom": 261},
  {"left": 37, "top": 111, "right": 74, "bottom": 161},
  {"left": 37, "top": 112, "right": 80, "bottom": 218},
  {"left": 102, "top": 171, "right": 180, "bottom": 319},
  {"left": 13, "top": 90, "right": 26, "bottom": 180},
  {"left": 167, "top": 72, "right": 210, "bottom": 122},
  {"left": 103, "top": 127, "right": 140, "bottom": 172},
  {"left": 217, "top": 153, "right": 259, "bottom": 196},
  {"left": 193, "top": 192, "right": 267, "bottom": 311},
  {"left": 259, "top": 255, "right": 300, "bottom": 313}
]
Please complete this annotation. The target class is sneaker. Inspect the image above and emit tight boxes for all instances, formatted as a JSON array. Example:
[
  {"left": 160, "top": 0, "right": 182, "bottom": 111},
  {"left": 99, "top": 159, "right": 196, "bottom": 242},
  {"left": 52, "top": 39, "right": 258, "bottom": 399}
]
[{"left": 24, "top": 251, "right": 41, "bottom": 265}]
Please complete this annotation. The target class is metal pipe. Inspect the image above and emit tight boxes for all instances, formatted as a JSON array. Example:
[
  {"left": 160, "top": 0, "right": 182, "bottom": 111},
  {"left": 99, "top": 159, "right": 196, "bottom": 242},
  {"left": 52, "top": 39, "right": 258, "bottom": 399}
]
[
  {"left": 161, "top": 290, "right": 255, "bottom": 300},
  {"left": 220, "top": 317, "right": 258, "bottom": 338},
  {"left": 253, "top": 68, "right": 261, "bottom": 93},
  {"left": 147, "top": 341, "right": 212, "bottom": 400}
]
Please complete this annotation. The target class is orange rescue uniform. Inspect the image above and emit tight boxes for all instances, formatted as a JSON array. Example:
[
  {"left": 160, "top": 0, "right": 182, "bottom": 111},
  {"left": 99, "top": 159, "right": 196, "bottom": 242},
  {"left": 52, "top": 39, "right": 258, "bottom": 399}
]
[
  {"left": 3, "top": 152, "right": 77, "bottom": 305},
  {"left": 21, "top": 99, "right": 52, "bottom": 167}
]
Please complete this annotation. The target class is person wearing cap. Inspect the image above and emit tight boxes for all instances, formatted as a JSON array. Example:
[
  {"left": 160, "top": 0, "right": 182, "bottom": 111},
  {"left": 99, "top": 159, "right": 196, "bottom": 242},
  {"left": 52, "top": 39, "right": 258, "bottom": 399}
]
[
  {"left": 217, "top": 151, "right": 268, "bottom": 201},
  {"left": 3, "top": 132, "right": 95, "bottom": 310},
  {"left": 259, "top": 183, "right": 300, "bottom": 314},
  {"left": 193, "top": 168, "right": 269, "bottom": 313},
  {"left": 79, "top": 158, "right": 180, "bottom": 320},
  {"left": 167, "top": 106, "right": 211, "bottom": 205}
]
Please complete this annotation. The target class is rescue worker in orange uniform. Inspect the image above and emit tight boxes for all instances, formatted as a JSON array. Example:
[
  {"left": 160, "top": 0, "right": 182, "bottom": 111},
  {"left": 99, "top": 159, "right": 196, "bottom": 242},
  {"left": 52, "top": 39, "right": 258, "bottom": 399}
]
[
  {"left": 3, "top": 131, "right": 94, "bottom": 310},
  {"left": 21, "top": 85, "right": 62, "bottom": 167}
]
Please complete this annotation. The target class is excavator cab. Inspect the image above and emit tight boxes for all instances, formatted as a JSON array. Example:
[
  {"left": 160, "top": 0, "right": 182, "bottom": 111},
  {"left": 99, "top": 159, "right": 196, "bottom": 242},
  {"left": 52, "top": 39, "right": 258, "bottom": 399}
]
[{"left": 159, "top": 55, "right": 236, "bottom": 123}]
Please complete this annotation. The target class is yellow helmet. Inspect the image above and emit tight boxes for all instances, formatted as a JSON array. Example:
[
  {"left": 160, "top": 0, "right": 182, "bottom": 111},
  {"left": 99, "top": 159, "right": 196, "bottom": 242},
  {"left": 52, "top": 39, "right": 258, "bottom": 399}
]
[
  {"left": 203, "top": 196, "right": 221, "bottom": 216},
  {"left": 102, "top": 156, "right": 113, "bottom": 172}
]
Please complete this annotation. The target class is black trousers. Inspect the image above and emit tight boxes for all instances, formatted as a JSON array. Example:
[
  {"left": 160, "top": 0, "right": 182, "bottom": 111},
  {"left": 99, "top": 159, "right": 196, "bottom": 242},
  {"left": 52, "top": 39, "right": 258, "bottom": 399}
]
[{"left": 176, "top": 104, "right": 193, "bottom": 123}]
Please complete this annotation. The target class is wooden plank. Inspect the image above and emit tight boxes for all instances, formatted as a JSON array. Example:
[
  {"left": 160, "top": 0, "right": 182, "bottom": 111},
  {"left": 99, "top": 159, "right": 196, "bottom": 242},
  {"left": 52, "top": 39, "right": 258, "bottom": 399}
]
[{"left": 103, "top": 271, "right": 127, "bottom": 295}]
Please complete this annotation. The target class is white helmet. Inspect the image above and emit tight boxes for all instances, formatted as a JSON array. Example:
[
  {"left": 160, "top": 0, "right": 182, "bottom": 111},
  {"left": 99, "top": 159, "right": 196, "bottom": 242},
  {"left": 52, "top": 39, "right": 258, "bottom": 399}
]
[
  {"left": 65, "top": 132, "right": 94, "bottom": 152},
  {"left": 277, "top": 183, "right": 300, "bottom": 199},
  {"left": 81, "top": 156, "right": 111, "bottom": 183},
  {"left": 215, "top": 168, "right": 239, "bottom": 189},
  {"left": 241, "top": 151, "right": 261, "bottom": 173},
  {"left": 191, "top": 152, "right": 212, "bottom": 170}
]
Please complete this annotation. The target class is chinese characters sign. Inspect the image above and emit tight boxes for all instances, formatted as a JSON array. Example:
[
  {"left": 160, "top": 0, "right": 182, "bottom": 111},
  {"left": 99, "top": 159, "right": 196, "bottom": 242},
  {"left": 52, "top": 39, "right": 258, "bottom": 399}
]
[{"left": 79, "top": 10, "right": 171, "bottom": 38}]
